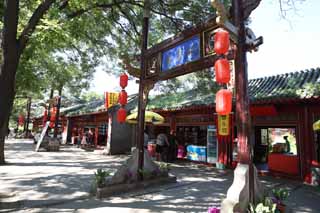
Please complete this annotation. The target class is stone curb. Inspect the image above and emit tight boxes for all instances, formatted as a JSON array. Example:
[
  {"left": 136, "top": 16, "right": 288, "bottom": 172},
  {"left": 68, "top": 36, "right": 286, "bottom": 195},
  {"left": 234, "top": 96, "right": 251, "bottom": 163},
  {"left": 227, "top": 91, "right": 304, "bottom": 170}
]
[
  {"left": 0, "top": 194, "right": 90, "bottom": 212},
  {"left": 96, "top": 176, "right": 177, "bottom": 199}
]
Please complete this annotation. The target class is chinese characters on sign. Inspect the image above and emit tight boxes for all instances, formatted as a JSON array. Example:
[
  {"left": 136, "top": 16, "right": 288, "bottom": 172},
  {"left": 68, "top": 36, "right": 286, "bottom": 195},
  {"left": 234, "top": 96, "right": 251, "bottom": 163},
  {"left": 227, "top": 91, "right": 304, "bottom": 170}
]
[
  {"left": 161, "top": 35, "right": 200, "bottom": 71},
  {"left": 105, "top": 92, "right": 119, "bottom": 109},
  {"left": 218, "top": 114, "right": 230, "bottom": 136}
]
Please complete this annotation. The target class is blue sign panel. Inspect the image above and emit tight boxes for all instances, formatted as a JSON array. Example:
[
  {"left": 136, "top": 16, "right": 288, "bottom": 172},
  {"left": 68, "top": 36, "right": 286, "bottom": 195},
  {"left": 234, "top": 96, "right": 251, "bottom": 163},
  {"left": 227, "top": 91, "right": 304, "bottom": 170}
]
[{"left": 161, "top": 35, "right": 200, "bottom": 71}]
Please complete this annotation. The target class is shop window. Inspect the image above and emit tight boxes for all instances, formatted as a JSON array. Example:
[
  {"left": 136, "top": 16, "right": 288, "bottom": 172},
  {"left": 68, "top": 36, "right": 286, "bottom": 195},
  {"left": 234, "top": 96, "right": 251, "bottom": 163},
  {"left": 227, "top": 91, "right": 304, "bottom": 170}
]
[{"left": 261, "top": 127, "right": 297, "bottom": 155}]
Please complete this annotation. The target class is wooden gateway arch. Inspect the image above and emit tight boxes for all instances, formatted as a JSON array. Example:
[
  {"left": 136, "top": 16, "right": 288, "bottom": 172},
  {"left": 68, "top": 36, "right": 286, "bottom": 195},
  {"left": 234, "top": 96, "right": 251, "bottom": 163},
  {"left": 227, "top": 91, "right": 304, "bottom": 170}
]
[{"left": 131, "top": 0, "right": 263, "bottom": 211}]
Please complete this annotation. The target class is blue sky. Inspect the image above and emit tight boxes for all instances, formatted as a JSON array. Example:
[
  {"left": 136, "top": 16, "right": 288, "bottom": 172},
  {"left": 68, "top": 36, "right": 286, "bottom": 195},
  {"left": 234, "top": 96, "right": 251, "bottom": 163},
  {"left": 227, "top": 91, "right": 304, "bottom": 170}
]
[
  {"left": 90, "top": 0, "right": 320, "bottom": 94},
  {"left": 248, "top": 0, "right": 320, "bottom": 78}
]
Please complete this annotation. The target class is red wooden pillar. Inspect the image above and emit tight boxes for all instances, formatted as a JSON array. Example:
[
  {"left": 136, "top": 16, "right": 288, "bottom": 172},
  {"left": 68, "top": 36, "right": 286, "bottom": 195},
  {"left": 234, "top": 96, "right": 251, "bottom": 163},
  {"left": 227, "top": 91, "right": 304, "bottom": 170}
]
[
  {"left": 170, "top": 114, "right": 176, "bottom": 133},
  {"left": 302, "top": 107, "right": 312, "bottom": 183},
  {"left": 95, "top": 126, "right": 99, "bottom": 147}
]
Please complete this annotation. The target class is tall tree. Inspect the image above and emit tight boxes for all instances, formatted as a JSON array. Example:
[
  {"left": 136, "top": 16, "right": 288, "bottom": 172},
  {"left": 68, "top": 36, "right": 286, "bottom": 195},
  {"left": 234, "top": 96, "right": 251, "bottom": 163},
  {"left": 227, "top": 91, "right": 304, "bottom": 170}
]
[
  {"left": 3, "top": 0, "right": 289, "bottom": 164},
  {"left": 0, "top": 0, "right": 217, "bottom": 164}
]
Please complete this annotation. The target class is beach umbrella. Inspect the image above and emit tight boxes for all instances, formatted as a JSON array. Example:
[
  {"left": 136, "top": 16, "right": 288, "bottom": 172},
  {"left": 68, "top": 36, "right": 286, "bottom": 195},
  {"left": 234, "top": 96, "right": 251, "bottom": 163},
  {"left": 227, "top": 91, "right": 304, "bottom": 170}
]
[
  {"left": 313, "top": 120, "right": 320, "bottom": 131},
  {"left": 126, "top": 111, "right": 164, "bottom": 124}
]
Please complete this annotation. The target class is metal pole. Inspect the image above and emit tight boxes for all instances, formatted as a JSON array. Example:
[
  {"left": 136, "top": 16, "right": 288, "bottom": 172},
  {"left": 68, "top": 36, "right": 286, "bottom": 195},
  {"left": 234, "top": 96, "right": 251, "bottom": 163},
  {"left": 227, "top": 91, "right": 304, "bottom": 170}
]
[
  {"left": 232, "top": 0, "right": 255, "bottom": 204},
  {"left": 137, "top": 0, "right": 150, "bottom": 181}
]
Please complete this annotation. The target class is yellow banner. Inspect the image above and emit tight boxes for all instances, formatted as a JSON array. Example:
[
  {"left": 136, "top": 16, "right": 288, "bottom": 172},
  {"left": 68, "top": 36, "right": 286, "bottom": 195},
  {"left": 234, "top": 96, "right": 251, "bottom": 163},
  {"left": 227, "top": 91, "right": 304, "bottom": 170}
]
[
  {"left": 218, "top": 114, "right": 229, "bottom": 136},
  {"left": 105, "top": 92, "right": 119, "bottom": 109}
]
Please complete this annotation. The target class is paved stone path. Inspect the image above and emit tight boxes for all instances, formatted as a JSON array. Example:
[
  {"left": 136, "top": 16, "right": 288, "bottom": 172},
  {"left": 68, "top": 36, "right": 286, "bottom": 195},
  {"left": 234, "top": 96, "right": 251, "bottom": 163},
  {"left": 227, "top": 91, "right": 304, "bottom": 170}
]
[{"left": 1, "top": 139, "right": 320, "bottom": 212}]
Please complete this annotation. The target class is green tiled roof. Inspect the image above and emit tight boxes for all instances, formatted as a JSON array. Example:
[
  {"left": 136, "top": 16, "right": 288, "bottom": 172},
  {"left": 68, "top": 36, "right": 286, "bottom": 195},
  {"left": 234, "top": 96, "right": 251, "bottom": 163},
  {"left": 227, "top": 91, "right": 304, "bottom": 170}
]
[
  {"left": 249, "top": 68, "right": 320, "bottom": 102},
  {"left": 147, "top": 89, "right": 214, "bottom": 110},
  {"left": 148, "top": 68, "right": 320, "bottom": 110},
  {"left": 37, "top": 68, "right": 319, "bottom": 118}
]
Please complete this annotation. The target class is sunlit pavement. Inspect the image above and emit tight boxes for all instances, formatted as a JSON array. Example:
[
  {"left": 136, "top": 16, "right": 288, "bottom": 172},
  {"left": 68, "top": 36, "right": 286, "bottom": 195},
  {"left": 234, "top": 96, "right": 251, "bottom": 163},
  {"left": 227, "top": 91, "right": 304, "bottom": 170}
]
[{"left": 1, "top": 139, "right": 320, "bottom": 213}]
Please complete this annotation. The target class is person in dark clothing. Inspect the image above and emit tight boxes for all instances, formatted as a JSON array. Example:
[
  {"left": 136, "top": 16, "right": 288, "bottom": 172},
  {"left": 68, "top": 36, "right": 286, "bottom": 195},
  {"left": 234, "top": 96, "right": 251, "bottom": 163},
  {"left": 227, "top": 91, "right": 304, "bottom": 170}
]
[
  {"left": 156, "top": 133, "right": 169, "bottom": 162},
  {"left": 168, "top": 130, "right": 178, "bottom": 162},
  {"left": 284, "top": 136, "right": 291, "bottom": 153}
]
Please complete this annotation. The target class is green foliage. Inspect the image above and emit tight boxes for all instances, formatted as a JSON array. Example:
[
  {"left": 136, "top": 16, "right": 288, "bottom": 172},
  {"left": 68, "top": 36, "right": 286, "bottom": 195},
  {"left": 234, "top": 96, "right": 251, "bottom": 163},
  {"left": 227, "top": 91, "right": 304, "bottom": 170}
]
[
  {"left": 248, "top": 197, "right": 276, "bottom": 213},
  {"left": 94, "top": 168, "right": 110, "bottom": 188},
  {"left": 272, "top": 188, "right": 289, "bottom": 203},
  {"left": 138, "top": 169, "right": 152, "bottom": 179},
  {"left": 80, "top": 91, "right": 103, "bottom": 102},
  {"left": 159, "top": 162, "right": 171, "bottom": 172},
  {"left": 5, "top": 0, "right": 225, "bottom": 125}
]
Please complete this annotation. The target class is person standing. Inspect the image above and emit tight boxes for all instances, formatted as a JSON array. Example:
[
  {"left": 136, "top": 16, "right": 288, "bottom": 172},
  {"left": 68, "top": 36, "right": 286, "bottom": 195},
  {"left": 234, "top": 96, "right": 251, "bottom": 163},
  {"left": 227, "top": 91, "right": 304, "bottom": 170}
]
[
  {"left": 144, "top": 130, "right": 149, "bottom": 149},
  {"left": 168, "top": 130, "right": 178, "bottom": 162},
  {"left": 284, "top": 136, "right": 291, "bottom": 153},
  {"left": 156, "top": 133, "right": 169, "bottom": 162}
]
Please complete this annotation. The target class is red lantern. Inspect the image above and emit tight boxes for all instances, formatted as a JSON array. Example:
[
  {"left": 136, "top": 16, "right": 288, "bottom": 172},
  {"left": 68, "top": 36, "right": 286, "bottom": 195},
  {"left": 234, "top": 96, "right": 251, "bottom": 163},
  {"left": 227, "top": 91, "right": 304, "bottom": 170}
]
[
  {"left": 18, "top": 115, "right": 25, "bottom": 126},
  {"left": 215, "top": 58, "right": 230, "bottom": 83},
  {"left": 119, "top": 90, "right": 128, "bottom": 105},
  {"left": 214, "top": 29, "right": 230, "bottom": 55},
  {"left": 216, "top": 89, "right": 232, "bottom": 115},
  {"left": 50, "top": 107, "right": 57, "bottom": 122},
  {"left": 120, "top": 73, "right": 128, "bottom": 89},
  {"left": 42, "top": 109, "right": 48, "bottom": 127},
  {"left": 117, "top": 107, "right": 127, "bottom": 123}
]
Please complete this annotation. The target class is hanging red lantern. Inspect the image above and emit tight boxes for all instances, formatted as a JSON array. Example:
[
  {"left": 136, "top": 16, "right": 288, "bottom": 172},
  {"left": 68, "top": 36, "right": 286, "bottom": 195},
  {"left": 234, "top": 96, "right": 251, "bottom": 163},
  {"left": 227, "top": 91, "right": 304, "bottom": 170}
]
[
  {"left": 42, "top": 109, "right": 48, "bottom": 127},
  {"left": 215, "top": 58, "right": 230, "bottom": 83},
  {"left": 214, "top": 29, "right": 230, "bottom": 55},
  {"left": 18, "top": 115, "right": 25, "bottom": 126},
  {"left": 120, "top": 73, "right": 128, "bottom": 89},
  {"left": 50, "top": 107, "right": 57, "bottom": 122},
  {"left": 117, "top": 107, "right": 127, "bottom": 123},
  {"left": 216, "top": 89, "right": 232, "bottom": 115},
  {"left": 119, "top": 90, "right": 128, "bottom": 105}
]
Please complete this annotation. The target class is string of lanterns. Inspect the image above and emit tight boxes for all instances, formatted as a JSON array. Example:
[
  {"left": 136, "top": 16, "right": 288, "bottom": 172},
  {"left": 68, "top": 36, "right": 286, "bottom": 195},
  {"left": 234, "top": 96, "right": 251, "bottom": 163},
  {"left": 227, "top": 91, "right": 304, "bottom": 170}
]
[
  {"left": 49, "top": 107, "right": 57, "bottom": 128},
  {"left": 18, "top": 114, "right": 25, "bottom": 126},
  {"left": 117, "top": 73, "right": 128, "bottom": 123},
  {"left": 214, "top": 28, "right": 232, "bottom": 116}
]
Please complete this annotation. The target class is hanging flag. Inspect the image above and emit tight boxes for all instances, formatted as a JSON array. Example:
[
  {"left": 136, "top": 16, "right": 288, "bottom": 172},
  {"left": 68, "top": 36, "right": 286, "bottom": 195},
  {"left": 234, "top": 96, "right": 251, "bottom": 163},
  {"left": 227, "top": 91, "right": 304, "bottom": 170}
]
[
  {"left": 218, "top": 114, "right": 230, "bottom": 136},
  {"left": 104, "top": 92, "right": 119, "bottom": 109}
]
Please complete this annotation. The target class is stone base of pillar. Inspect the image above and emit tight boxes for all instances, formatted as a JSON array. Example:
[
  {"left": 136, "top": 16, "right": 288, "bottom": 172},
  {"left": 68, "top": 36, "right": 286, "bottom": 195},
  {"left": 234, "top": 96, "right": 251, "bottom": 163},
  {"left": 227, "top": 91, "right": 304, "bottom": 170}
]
[{"left": 221, "top": 163, "right": 264, "bottom": 212}]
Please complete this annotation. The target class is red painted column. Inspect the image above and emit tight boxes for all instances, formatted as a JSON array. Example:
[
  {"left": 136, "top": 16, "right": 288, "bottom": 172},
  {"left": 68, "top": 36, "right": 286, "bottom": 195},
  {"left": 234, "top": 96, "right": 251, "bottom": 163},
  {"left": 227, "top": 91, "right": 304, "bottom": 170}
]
[
  {"left": 170, "top": 114, "right": 176, "bottom": 133},
  {"left": 303, "top": 107, "right": 312, "bottom": 183},
  {"left": 95, "top": 126, "right": 99, "bottom": 147}
]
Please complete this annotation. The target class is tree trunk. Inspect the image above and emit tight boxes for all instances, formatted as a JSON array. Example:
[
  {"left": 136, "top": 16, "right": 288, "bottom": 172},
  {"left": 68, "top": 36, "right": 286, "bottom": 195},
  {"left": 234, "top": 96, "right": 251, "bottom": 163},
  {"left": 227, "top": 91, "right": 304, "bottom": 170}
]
[
  {"left": 0, "top": 0, "right": 20, "bottom": 165},
  {"left": 54, "top": 87, "right": 62, "bottom": 138}
]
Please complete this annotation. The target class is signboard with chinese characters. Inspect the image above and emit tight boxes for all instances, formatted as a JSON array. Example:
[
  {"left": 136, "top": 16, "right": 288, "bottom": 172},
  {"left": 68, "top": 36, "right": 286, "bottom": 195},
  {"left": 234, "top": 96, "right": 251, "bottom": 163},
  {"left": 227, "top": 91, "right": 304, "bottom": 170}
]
[
  {"left": 104, "top": 92, "right": 119, "bottom": 109},
  {"left": 161, "top": 35, "right": 200, "bottom": 71},
  {"left": 218, "top": 114, "right": 230, "bottom": 136},
  {"left": 144, "top": 17, "right": 235, "bottom": 82}
]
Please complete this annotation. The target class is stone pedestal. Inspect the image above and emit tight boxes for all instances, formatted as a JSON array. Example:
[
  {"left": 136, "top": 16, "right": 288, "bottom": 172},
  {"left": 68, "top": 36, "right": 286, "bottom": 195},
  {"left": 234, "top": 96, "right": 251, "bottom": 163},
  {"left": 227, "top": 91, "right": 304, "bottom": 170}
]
[
  {"left": 110, "top": 148, "right": 160, "bottom": 184},
  {"left": 46, "top": 138, "right": 60, "bottom": 152},
  {"left": 221, "top": 164, "right": 264, "bottom": 213}
]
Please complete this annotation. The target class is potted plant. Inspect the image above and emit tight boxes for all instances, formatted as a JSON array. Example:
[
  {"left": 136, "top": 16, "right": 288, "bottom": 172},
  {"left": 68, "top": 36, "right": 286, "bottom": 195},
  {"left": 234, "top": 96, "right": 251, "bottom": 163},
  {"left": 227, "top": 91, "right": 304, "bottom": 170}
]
[
  {"left": 272, "top": 188, "right": 289, "bottom": 212},
  {"left": 248, "top": 196, "right": 276, "bottom": 213},
  {"left": 94, "top": 168, "right": 110, "bottom": 188}
]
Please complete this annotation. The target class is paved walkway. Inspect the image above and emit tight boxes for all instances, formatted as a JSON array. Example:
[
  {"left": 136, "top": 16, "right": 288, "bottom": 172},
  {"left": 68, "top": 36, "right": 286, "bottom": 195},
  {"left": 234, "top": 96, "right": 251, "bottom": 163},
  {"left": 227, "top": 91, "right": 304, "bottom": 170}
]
[{"left": 1, "top": 139, "right": 320, "bottom": 212}]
